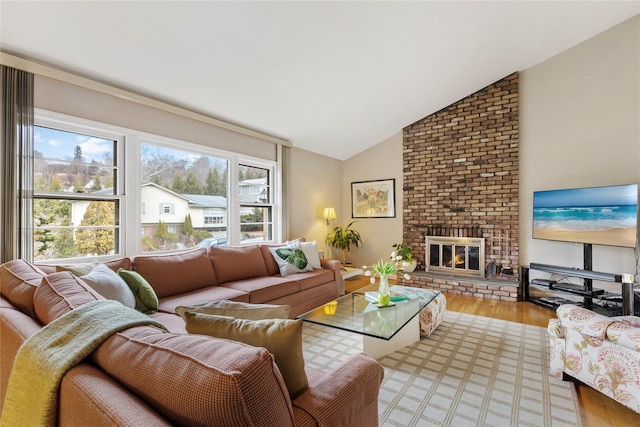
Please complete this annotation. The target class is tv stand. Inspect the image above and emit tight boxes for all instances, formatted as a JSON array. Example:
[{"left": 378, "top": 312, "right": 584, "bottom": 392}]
[{"left": 521, "top": 244, "right": 635, "bottom": 316}]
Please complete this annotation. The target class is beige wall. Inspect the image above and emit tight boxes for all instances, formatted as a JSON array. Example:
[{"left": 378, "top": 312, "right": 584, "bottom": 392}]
[
  {"left": 520, "top": 15, "right": 639, "bottom": 287},
  {"left": 288, "top": 147, "right": 343, "bottom": 255},
  {"left": 342, "top": 131, "right": 404, "bottom": 268},
  {"left": 339, "top": 16, "right": 639, "bottom": 288}
]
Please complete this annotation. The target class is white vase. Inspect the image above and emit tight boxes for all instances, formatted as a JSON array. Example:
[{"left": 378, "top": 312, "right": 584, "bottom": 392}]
[{"left": 402, "top": 259, "right": 417, "bottom": 273}]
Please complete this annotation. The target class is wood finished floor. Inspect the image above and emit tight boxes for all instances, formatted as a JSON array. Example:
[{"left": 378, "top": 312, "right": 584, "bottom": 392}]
[{"left": 344, "top": 276, "right": 640, "bottom": 427}]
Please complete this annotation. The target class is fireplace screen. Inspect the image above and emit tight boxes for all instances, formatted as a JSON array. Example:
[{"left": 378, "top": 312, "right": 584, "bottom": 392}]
[{"left": 425, "top": 236, "right": 485, "bottom": 278}]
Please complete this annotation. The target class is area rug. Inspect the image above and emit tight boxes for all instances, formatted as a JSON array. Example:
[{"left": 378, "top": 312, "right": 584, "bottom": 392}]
[{"left": 302, "top": 310, "right": 583, "bottom": 427}]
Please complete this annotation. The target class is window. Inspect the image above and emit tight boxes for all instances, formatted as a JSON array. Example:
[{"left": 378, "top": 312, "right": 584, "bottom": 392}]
[
  {"left": 32, "top": 110, "right": 280, "bottom": 262},
  {"left": 140, "top": 142, "right": 229, "bottom": 253},
  {"left": 239, "top": 164, "right": 274, "bottom": 244},
  {"left": 33, "top": 123, "right": 122, "bottom": 261}
]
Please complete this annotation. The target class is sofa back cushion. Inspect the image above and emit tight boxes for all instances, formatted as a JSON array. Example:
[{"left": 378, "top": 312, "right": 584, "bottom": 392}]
[
  {"left": 209, "top": 246, "right": 268, "bottom": 284},
  {"left": 132, "top": 249, "right": 217, "bottom": 298},
  {"left": 33, "top": 271, "right": 103, "bottom": 324},
  {"left": 91, "top": 326, "right": 295, "bottom": 426},
  {"left": 0, "top": 260, "right": 47, "bottom": 317},
  {"left": 260, "top": 244, "right": 287, "bottom": 276}
]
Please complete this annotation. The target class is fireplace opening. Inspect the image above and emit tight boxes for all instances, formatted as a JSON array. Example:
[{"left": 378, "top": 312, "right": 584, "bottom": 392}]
[{"left": 425, "top": 236, "right": 485, "bottom": 278}]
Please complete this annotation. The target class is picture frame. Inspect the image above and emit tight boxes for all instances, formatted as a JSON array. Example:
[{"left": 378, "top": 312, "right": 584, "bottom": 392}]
[{"left": 351, "top": 179, "right": 396, "bottom": 218}]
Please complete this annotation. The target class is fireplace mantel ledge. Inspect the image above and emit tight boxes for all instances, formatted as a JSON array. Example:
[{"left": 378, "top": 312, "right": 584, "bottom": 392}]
[{"left": 406, "top": 270, "right": 518, "bottom": 287}]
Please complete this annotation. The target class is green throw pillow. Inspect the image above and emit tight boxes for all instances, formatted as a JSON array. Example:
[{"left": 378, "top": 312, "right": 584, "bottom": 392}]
[
  {"left": 268, "top": 246, "right": 314, "bottom": 276},
  {"left": 182, "top": 312, "right": 309, "bottom": 399},
  {"left": 117, "top": 269, "right": 159, "bottom": 314},
  {"left": 175, "top": 300, "right": 291, "bottom": 320}
]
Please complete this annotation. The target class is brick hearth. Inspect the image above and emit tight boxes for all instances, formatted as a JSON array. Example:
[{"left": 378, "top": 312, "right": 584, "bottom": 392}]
[{"left": 401, "top": 73, "right": 520, "bottom": 299}]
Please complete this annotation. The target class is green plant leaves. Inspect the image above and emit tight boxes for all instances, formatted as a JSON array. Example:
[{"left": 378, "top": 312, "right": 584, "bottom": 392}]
[{"left": 275, "top": 248, "right": 309, "bottom": 269}]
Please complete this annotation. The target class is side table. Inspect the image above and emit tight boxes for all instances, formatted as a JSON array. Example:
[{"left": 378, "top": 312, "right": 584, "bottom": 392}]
[{"left": 340, "top": 266, "right": 363, "bottom": 295}]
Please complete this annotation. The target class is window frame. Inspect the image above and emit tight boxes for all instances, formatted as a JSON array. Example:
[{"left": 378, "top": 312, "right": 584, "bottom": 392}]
[
  {"left": 33, "top": 112, "right": 125, "bottom": 263},
  {"left": 33, "top": 109, "right": 282, "bottom": 263}
]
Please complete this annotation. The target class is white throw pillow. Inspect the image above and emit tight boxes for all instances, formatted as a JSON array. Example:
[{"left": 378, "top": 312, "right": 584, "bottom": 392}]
[
  {"left": 268, "top": 246, "right": 314, "bottom": 276},
  {"left": 81, "top": 264, "right": 136, "bottom": 308},
  {"left": 287, "top": 240, "right": 322, "bottom": 269}
]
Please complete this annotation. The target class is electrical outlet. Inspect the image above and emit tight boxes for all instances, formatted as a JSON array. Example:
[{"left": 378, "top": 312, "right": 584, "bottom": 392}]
[{"left": 622, "top": 273, "right": 634, "bottom": 283}]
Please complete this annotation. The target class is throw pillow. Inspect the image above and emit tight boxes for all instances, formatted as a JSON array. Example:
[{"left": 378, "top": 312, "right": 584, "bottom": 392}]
[
  {"left": 55, "top": 261, "right": 99, "bottom": 277},
  {"left": 175, "top": 300, "right": 290, "bottom": 320},
  {"left": 117, "top": 269, "right": 159, "bottom": 314},
  {"left": 268, "top": 246, "right": 314, "bottom": 276},
  {"left": 287, "top": 240, "right": 322, "bottom": 269},
  {"left": 0, "top": 259, "right": 47, "bottom": 317},
  {"left": 80, "top": 264, "right": 136, "bottom": 308},
  {"left": 182, "top": 312, "right": 309, "bottom": 399}
]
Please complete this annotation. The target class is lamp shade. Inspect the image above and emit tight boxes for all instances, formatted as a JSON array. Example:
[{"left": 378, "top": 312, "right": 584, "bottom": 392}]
[{"left": 323, "top": 207, "right": 336, "bottom": 220}]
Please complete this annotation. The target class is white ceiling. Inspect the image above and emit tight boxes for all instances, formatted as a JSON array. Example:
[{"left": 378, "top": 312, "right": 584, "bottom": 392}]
[{"left": 1, "top": 1, "right": 638, "bottom": 160}]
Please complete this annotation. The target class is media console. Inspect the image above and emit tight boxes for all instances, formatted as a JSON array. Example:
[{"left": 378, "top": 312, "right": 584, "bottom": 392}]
[{"left": 521, "top": 245, "right": 635, "bottom": 316}]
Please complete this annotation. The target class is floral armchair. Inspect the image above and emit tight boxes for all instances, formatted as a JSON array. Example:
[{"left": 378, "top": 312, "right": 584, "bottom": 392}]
[{"left": 548, "top": 304, "right": 640, "bottom": 414}]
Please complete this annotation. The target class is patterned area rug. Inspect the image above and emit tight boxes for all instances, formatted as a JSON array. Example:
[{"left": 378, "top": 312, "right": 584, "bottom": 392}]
[{"left": 302, "top": 310, "right": 583, "bottom": 427}]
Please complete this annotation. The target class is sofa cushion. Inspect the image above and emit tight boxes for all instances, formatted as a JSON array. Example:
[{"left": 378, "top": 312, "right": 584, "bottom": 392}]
[
  {"left": 117, "top": 269, "right": 159, "bottom": 313},
  {"left": 0, "top": 259, "right": 47, "bottom": 317},
  {"left": 91, "top": 326, "right": 295, "bottom": 426},
  {"left": 295, "top": 269, "right": 336, "bottom": 291},
  {"left": 176, "top": 300, "right": 291, "bottom": 320},
  {"left": 80, "top": 264, "right": 136, "bottom": 308},
  {"left": 132, "top": 248, "right": 217, "bottom": 298},
  {"left": 209, "top": 245, "right": 268, "bottom": 283},
  {"left": 53, "top": 257, "right": 132, "bottom": 276},
  {"left": 269, "top": 247, "right": 314, "bottom": 276},
  {"left": 33, "top": 271, "right": 103, "bottom": 325},
  {"left": 156, "top": 286, "right": 249, "bottom": 314},
  {"left": 222, "top": 276, "right": 300, "bottom": 304},
  {"left": 182, "top": 311, "right": 309, "bottom": 399},
  {"left": 260, "top": 243, "right": 288, "bottom": 276}
]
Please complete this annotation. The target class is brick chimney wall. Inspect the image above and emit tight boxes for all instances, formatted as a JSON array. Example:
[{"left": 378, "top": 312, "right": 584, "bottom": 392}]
[{"left": 402, "top": 73, "right": 519, "bottom": 290}]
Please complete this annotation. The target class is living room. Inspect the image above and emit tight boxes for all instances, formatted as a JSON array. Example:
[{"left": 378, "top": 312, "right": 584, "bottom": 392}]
[{"left": 1, "top": 2, "right": 640, "bottom": 426}]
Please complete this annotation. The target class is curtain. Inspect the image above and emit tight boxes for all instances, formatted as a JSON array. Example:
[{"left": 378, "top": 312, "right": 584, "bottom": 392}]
[{"left": 1, "top": 65, "right": 34, "bottom": 263}]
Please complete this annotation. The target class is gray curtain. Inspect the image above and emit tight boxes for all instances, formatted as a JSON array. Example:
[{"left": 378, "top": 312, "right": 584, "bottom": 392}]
[{"left": 1, "top": 65, "right": 34, "bottom": 262}]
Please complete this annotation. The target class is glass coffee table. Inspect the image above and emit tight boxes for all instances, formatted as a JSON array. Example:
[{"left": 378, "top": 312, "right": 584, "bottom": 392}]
[{"left": 298, "top": 284, "right": 441, "bottom": 359}]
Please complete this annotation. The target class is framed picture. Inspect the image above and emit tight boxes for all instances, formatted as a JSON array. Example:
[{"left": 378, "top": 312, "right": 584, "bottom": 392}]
[{"left": 351, "top": 179, "right": 396, "bottom": 218}]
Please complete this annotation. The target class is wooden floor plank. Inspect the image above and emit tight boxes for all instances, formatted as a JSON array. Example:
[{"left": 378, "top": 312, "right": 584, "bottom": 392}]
[{"left": 343, "top": 275, "right": 640, "bottom": 427}]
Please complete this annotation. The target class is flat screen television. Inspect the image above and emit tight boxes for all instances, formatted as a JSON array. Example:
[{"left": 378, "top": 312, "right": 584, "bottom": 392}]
[{"left": 532, "top": 184, "right": 638, "bottom": 248}]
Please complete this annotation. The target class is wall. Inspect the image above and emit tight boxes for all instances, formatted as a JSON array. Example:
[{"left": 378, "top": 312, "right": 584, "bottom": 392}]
[
  {"left": 343, "top": 16, "right": 638, "bottom": 297},
  {"left": 520, "top": 15, "right": 639, "bottom": 291},
  {"left": 288, "top": 147, "right": 343, "bottom": 255},
  {"left": 342, "top": 132, "right": 404, "bottom": 268}
]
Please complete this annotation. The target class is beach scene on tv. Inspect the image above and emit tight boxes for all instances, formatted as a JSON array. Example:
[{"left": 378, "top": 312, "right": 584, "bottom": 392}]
[{"left": 533, "top": 184, "right": 638, "bottom": 248}]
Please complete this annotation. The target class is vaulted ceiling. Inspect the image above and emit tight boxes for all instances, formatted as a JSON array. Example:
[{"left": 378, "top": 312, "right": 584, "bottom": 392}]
[{"left": 1, "top": 1, "right": 638, "bottom": 160}]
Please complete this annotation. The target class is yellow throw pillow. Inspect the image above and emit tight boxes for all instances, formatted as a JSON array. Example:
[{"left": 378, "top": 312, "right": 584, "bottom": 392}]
[
  {"left": 175, "top": 300, "right": 290, "bottom": 320},
  {"left": 182, "top": 312, "right": 308, "bottom": 399}
]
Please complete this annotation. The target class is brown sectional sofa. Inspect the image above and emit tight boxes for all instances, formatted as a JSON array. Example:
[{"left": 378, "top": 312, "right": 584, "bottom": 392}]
[{"left": 0, "top": 244, "right": 384, "bottom": 426}]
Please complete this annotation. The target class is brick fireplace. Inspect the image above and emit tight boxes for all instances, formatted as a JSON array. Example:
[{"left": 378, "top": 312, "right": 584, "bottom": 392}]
[{"left": 398, "top": 73, "right": 520, "bottom": 301}]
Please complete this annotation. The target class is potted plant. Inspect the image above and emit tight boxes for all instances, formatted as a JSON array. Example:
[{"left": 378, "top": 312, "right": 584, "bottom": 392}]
[
  {"left": 392, "top": 242, "right": 417, "bottom": 272},
  {"left": 326, "top": 221, "right": 363, "bottom": 265}
]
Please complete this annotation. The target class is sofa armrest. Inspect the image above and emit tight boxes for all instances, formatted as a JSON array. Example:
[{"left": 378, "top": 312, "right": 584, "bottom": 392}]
[
  {"left": 556, "top": 304, "right": 614, "bottom": 339},
  {"left": 320, "top": 259, "right": 342, "bottom": 292},
  {"left": 547, "top": 318, "right": 564, "bottom": 339},
  {"left": 292, "top": 353, "right": 383, "bottom": 427},
  {"left": 606, "top": 321, "right": 640, "bottom": 352}
]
